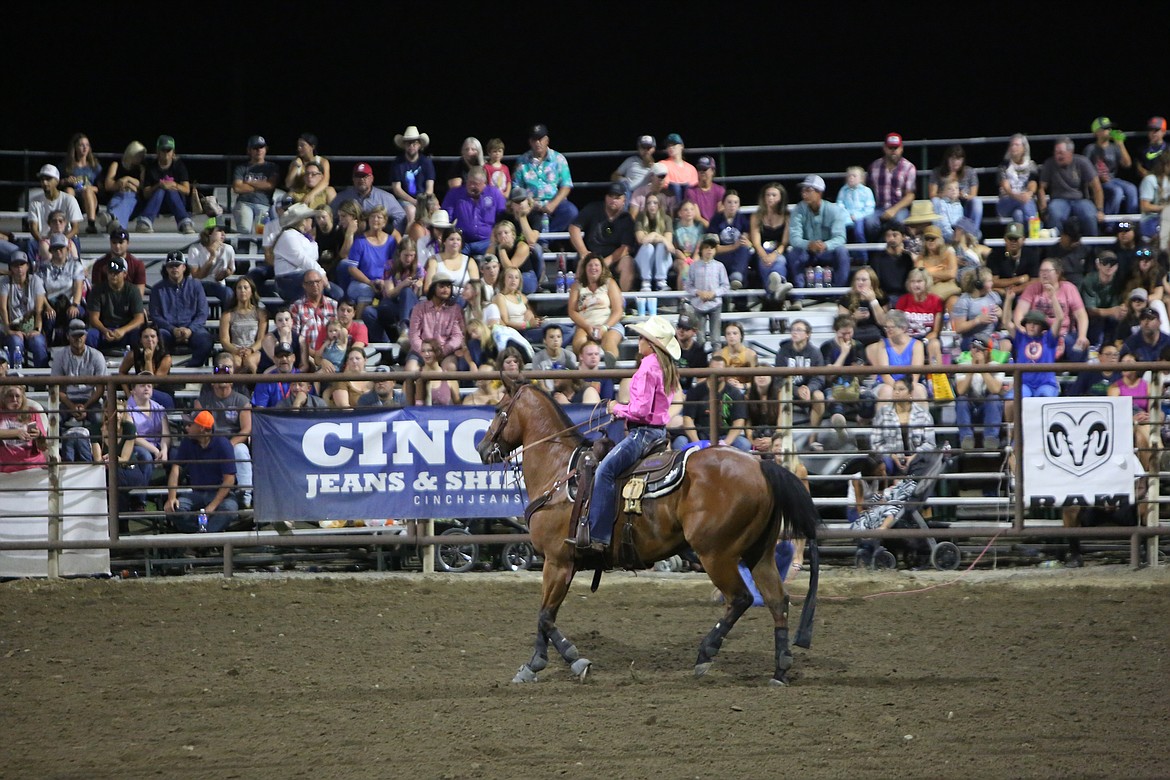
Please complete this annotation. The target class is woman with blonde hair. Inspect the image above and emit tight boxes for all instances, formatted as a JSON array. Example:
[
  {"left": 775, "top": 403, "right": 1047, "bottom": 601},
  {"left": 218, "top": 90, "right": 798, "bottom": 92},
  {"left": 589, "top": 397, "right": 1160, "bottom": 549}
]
[
  {"left": 103, "top": 140, "right": 146, "bottom": 230},
  {"left": 634, "top": 192, "right": 675, "bottom": 293}
]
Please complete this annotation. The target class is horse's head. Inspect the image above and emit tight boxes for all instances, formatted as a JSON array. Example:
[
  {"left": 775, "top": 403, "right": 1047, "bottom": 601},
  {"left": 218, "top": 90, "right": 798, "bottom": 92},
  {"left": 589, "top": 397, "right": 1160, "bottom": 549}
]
[{"left": 477, "top": 373, "right": 527, "bottom": 464}]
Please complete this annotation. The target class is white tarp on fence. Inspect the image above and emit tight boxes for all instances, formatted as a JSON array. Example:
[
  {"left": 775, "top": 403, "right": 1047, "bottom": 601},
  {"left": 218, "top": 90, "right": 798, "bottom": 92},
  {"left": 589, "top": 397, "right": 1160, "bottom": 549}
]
[{"left": 0, "top": 464, "right": 110, "bottom": 577}]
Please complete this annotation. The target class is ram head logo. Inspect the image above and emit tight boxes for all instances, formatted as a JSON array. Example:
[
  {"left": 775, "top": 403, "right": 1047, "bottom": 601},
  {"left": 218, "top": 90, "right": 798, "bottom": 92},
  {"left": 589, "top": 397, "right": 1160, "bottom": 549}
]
[{"left": 1043, "top": 404, "right": 1112, "bottom": 477}]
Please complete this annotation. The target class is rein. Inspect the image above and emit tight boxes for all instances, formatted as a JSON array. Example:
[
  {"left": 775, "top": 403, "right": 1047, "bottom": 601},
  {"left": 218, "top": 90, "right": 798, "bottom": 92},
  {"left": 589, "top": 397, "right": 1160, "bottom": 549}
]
[{"left": 490, "top": 386, "right": 611, "bottom": 465}]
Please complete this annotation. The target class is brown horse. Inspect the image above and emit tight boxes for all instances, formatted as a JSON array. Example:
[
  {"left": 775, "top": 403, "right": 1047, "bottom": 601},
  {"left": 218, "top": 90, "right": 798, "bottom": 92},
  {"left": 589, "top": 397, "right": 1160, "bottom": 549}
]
[{"left": 476, "top": 376, "right": 821, "bottom": 685}]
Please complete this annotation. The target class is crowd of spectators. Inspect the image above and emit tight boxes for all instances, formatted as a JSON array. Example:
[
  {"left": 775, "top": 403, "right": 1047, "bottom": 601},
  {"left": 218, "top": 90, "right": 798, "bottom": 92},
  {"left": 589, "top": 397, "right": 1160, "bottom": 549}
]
[{"left": 2, "top": 118, "right": 1169, "bottom": 543}]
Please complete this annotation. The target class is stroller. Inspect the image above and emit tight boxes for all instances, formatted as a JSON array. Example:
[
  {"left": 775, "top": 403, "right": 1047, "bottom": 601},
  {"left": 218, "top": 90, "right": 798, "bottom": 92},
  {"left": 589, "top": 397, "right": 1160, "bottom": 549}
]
[{"left": 852, "top": 445, "right": 963, "bottom": 571}]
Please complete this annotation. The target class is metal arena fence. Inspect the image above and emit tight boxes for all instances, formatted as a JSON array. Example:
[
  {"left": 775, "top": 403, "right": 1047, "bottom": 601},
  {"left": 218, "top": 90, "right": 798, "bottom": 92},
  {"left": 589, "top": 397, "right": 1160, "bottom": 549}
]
[{"left": 0, "top": 360, "right": 1165, "bottom": 577}]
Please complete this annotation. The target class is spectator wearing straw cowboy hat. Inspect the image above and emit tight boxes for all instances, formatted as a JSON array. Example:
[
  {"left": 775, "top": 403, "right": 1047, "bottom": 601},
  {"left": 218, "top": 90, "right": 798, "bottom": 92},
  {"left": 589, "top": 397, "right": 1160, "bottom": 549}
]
[
  {"left": 389, "top": 126, "right": 436, "bottom": 226},
  {"left": 575, "top": 314, "right": 681, "bottom": 553}
]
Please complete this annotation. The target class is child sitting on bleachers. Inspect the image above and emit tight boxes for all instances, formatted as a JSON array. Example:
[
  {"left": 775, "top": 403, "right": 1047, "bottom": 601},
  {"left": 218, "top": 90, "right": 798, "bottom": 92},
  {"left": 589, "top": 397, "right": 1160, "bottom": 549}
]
[{"left": 310, "top": 319, "right": 349, "bottom": 373}]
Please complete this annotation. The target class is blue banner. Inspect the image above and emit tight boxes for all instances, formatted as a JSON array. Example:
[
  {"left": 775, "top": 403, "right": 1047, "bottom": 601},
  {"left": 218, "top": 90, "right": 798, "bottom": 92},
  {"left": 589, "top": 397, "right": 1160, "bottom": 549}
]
[{"left": 251, "top": 405, "right": 614, "bottom": 522}]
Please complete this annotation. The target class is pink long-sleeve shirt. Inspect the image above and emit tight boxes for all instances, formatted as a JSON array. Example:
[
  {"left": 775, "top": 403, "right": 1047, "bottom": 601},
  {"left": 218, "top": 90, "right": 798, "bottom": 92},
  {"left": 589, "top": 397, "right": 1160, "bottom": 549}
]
[{"left": 612, "top": 352, "right": 673, "bottom": 427}]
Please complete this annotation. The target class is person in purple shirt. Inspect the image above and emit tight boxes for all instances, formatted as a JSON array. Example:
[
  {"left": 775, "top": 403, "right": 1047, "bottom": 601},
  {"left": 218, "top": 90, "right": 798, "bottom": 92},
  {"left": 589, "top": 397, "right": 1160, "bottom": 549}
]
[
  {"left": 576, "top": 316, "right": 680, "bottom": 552},
  {"left": 441, "top": 166, "right": 505, "bottom": 255}
]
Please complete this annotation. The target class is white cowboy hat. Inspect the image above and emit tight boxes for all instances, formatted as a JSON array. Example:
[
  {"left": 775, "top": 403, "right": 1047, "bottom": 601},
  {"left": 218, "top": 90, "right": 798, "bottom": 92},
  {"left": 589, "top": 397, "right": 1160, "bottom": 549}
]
[
  {"left": 629, "top": 315, "right": 681, "bottom": 361},
  {"left": 280, "top": 202, "right": 315, "bottom": 229},
  {"left": 902, "top": 200, "right": 942, "bottom": 225},
  {"left": 394, "top": 125, "right": 430, "bottom": 149},
  {"left": 430, "top": 209, "right": 454, "bottom": 229}
]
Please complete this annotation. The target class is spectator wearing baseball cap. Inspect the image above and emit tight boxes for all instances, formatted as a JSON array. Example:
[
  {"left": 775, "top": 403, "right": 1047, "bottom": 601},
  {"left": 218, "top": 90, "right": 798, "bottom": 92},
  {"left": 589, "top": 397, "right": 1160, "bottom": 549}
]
[
  {"left": 36, "top": 234, "right": 87, "bottom": 342},
  {"left": 629, "top": 162, "right": 679, "bottom": 221},
  {"left": 864, "top": 131, "right": 918, "bottom": 242},
  {"left": 788, "top": 175, "right": 850, "bottom": 295},
  {"left": 611, "top": 134, "right": 659, "bottom": 199},
  {"left": 150, "top": 251, "right": 214, "bottom": 367},
  {"left": 92, "top": 228, "right": 147, "bottom": 296},
  {"left": 1, "top": 250, "right": 50, "bottom": 368},
  {"left": 1080, "top": 250, "right": 1124, "bottom": 347},
  {"left": 137, "top": 135, "right": 195, "bottom": 234},
  {"left": 659, "top": 133, "right": 698, "bottom": 206},
  {"left": 86, "top": 251, "right": 146, "bottom": 355},
  {"left": 1083, "top": 120, "right": 1139, "bottom": 217},
  {"left": 514, "top": 124, "right": 578, "bottom": 235},
  {"left": 674, "top": 313, "right": 708, "bottom": 390},
  {"left": 986, "top": 220, "right": 1040, "bottom": 299},
  {"left": 568, "top": 184, "right": 638, "bottom": 291},
  {"left": 1138, "top": 116, "right": 1167, "bottom": 179},
  {"left": 328, "top": 161, "right": 407, "bottom": 234},
  {"left": 684, "top": 155, "right": 725, "bottom": 226},
  {"left": 232, "top": 134, "right": 279, "bottom": 234},
  {"left": 28, "top": 162, "right": 83, "bottom": 252},
  {"left": 165, "top": 409, "right": 239, "bottom": 533}
]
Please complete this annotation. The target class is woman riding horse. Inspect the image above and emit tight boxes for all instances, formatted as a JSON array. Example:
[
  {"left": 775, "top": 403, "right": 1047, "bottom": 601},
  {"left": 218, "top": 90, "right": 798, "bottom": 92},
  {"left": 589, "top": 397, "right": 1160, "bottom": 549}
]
[
  {"left": 476, "top": 355, "right": 821, "bottom": 686},
  {"left": 577, "top": 315, "right": 679, "bottom": 553}
]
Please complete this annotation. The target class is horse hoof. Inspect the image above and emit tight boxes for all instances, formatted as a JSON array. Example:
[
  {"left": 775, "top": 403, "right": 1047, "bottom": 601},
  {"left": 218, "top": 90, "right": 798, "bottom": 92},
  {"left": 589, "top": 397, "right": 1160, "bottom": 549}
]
[
  {"left": 512, "top": 665, "right": 540, "bottom": 684},
  {"left": 570, "top": 658, "right": 591, "bottom": 681},
  {"left": 769, "top": 676, "right": 789, "bottom": 687},
  {"left": 694, "top": 662, "right": 713, "bottom": 678}
]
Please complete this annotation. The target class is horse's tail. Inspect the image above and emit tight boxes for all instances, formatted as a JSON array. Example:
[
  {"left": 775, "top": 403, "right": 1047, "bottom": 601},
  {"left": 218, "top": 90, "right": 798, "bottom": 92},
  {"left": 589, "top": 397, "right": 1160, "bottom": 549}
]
[{"left": 758, "top": 460, "right": 821, "bottom": 650}]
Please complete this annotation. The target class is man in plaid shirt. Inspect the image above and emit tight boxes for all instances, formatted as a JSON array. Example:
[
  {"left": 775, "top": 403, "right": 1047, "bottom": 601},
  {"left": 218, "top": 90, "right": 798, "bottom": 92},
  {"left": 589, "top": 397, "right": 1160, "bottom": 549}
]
[
  {"left": 289, "top": 269, "right": 338, "bottom": 356},
  {"left": 864, "top": 132, "right": 917, "bottom": 241}
]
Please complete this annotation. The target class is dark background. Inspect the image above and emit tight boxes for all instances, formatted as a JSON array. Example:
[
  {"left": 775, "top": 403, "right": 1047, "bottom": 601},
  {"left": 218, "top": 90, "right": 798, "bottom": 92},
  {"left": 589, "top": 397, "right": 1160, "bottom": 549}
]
[{"left": 3, "top": 4, "right": 1154, "bottom": 201}]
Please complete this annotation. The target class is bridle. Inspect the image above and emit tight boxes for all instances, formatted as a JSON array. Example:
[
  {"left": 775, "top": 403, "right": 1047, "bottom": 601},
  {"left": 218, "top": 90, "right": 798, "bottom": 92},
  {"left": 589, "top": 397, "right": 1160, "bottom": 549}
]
[{"left": 482, "top": 383, "right": 612, "bottom": 467}]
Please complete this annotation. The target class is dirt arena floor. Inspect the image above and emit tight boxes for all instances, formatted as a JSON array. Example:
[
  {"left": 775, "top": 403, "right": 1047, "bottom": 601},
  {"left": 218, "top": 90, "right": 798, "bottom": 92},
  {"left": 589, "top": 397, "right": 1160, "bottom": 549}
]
[{"left": 2, "top": 563, "right": 1169, "bottom": 780}]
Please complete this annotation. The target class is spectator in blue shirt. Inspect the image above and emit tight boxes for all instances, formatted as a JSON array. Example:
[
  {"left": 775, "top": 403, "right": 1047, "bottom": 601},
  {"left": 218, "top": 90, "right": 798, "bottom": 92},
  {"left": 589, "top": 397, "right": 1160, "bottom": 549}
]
[
  {"left": 164, "top": 410, "right": 237, "bottom": 533},
  {"left": 149, "top": 252, "right": 212, "bottom": 367},
  {"left": 788, "top": 175, "right": 851, "bottom": 291}
]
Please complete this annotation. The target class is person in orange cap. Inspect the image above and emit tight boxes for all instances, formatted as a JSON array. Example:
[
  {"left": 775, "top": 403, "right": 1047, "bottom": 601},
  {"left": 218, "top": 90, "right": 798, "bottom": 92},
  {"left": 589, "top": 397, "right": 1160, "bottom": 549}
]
[{"left": 164, "top": 409, "right": 239, "bottom": 532}]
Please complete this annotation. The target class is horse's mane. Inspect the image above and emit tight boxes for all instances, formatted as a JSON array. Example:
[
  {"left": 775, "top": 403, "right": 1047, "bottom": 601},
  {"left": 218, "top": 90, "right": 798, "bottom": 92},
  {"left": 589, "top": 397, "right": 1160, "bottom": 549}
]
[{"left": 521, "top": 381, "right": 587, "bottom": 446}]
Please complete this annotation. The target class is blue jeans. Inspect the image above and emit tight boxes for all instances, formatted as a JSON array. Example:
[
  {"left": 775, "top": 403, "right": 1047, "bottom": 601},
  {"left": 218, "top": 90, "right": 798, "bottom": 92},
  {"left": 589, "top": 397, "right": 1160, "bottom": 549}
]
[
  {"left": 138, "top": 188, "right": 190, "bottom": 225},
  {"left": 1045, "top": 199, "right": 1098, "bottom": 236},
  {"left": 955, "top": 393, "right": 1003, "bottom": 440},
  {"left": 106, "top": 192, "right": 138, "bottom": 228},
  {"left": 634, "top": 243, "right": 671, "bottom": 287},
  {"left": 586, "top": 425, "right": 667, "bottom": 544},
  {"left": 755, "top": 251, "right": 788, "bottom": 285},
  {"left": 996, "top": 195, "right": 1038, "bottom": 226},
  {"left": 159, "top": 325, "right": 214, "bottom": 367},
  {"left": 233, "top": 200, "right": 268, "bottom": 235},
  {"left": 718, "top": 245, "right": 752, "bottom": 286},
  {"left": 86, "top": 327, "right": 141, "bottom": 354},
  {"left": 962, "top": 197, "right": 984, "bottom": 233},
  {"left": 788, "top": 246, "right": 850, "bottom": 288},
  {"left": 1102, "top": 179, "right": 1139, "bottom": 215},
  {"left": 171, "top": 489, "right": 239, "bottom": 533},
  {"left": 863, "top": 207, "right": 910, "bottom": 241},
  {"left": 465, "top": 238, "right": 492, "bottom": 256},
  {"left": 363, "top": 287, "right": 420, "bottom": 341},
  {"left": 4, "top": 332, "right": 49, "bottom": 368},
  {"left": 200, "top": 279, "right": 235, "bottom": 311},
  {"left": 543, "top": 200, "right": 579, "bottom": 235}
]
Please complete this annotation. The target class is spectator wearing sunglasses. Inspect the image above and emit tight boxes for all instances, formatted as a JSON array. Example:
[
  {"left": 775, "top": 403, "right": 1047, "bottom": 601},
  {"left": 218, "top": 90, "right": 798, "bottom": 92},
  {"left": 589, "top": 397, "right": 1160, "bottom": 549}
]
[{"left": 194, "top": 353, "right": 254, "bottom": 509}]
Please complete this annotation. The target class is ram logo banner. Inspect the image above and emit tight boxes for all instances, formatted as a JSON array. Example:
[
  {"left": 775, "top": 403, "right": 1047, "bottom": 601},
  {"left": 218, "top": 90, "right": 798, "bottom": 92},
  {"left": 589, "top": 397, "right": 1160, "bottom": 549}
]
[
  {"left": 251, "top": 405, "right": 612, "bottom": 523},
  {"left": 1023, "top": 397, "right": 1135, "bottom": 509},
  {"left": 1042, "top": 402, "right": 1112, "bottom": 477}
]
